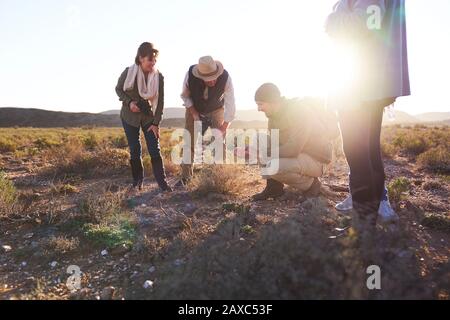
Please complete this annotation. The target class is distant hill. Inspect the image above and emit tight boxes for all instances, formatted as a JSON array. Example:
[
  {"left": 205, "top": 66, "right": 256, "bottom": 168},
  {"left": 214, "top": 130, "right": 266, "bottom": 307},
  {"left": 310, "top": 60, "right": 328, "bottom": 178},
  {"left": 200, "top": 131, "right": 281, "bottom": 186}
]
[
  {"left": 382, "top": 110, "right": 423, "bottom": 124},
  {"left": 1, "top": 107, "right": 448, "bottom": 129},
  {"left": 0, "top": 107, "right": 267, "bottom": 129},
  {"left": 101, "top": 107, "right": 268, "bottom": 122},
  {"left": 415, "top": 112, "right": 450, "bottom": 123},
  {"left": 0, "top": 108, "right": 121, "bottom": 128}
]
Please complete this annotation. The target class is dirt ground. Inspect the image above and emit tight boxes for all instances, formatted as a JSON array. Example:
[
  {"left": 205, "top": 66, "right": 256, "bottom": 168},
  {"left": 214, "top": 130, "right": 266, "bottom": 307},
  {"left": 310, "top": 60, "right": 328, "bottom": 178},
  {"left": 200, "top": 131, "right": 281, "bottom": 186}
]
[{"left": 0, "top": 138, "right": 449, "bottom": 300}]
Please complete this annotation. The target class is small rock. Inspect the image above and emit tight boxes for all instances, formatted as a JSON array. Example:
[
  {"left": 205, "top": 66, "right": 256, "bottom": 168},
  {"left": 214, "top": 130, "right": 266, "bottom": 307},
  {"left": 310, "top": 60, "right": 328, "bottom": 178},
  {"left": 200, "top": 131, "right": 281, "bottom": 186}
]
[
  {"left": 101, "top": 250, "right": 108, "bottom": 256},
  {"left": 143, "top": 280, "right": 154, "bottom": 290},
  {"left": 2, "top": 245, "right": 12, "bottom": 253},
  {"left": 50, "top": 261, "right": 58, "bottom": 268},
  {"left": 21, "top": 261, "right": 27, "bottom": 267},
  {"left": 174, "top": 259, "right": 184, "bottom": 267},
  {"left": 148, "top": 266, "right": 156, "bottom": 273},
  {"left": 23, "top": 233, "right": 34, "bottom": 239},
  {"left": 100, "top": 286, "right": 115, "bottom": 300},
  {"left": 141, "top": 204, "right": 147, "bottom": 208}
]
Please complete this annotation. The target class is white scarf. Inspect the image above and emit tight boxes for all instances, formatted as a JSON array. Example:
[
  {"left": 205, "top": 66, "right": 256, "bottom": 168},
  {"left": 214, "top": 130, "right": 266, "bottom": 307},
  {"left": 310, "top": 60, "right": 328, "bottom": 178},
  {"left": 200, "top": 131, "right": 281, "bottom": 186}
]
[{"left": 123, "top": 64, "right": 159, "bottom": 109}]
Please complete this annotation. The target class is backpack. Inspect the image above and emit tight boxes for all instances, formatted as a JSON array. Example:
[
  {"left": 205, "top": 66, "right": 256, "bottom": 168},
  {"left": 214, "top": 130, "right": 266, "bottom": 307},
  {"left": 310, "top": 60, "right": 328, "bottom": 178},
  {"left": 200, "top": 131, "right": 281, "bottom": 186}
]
[{"left": 298, "top": 97, "right": 341, "bottom": 140}]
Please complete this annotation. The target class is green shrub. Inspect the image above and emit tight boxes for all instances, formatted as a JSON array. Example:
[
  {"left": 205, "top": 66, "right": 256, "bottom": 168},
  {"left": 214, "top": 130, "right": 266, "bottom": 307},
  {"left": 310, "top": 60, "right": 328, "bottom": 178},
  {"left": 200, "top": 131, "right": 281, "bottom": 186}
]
[
  {"left": 82, "top": 133, "right": 100, "bottom": 150},
  {"left": 388, "top": 177, "right": 411, "bottom": 204}
]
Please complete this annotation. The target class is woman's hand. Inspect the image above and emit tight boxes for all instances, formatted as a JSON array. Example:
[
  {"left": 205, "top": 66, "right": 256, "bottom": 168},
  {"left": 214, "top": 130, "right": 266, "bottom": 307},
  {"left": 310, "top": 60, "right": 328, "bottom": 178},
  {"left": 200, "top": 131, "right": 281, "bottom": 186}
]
[
  {"left": 148, "top": 124, "right": 160, "bottom": 139},
  {"left": 130, "top": 101, "right": 140, "bottom": 113}
]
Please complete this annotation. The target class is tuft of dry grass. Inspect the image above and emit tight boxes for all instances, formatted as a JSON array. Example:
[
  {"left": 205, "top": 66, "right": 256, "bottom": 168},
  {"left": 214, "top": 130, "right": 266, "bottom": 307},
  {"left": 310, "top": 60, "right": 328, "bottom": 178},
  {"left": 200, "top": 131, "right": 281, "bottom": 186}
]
[
  {"left": 0, "top": 137, "right": 17, "bottom": 152},
  {"left": 0, "top": 171, "right": 19, "bottom": 218},
  {"left": 42, "top": 137, "right": 129, "bottom": 178},
  {"left": 418, "top": 146, "right": 450, "bottom": 174},
  {"left": 43, "top": 236, "right": 80, "bottom": 255},
  {"left": 188, "top": 164, "right": 246, "bottom": 196}
]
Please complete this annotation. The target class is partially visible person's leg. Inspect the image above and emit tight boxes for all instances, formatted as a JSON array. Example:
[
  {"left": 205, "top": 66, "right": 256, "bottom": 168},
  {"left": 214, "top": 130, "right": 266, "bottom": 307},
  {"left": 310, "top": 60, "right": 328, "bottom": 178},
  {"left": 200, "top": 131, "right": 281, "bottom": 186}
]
[
  {"left": 265, "top": 157, "right": 313, "bottom": 191},
  {"left": 121, "top": 119, "right": 144, "bottom": 189},
  {"left": 208, "top": 108, "right": 226, "bottom": 163},
  {"left": 143, "top": 125, "right": 171, "bottom": 191},
  {"left": 339, "top": 106, "right": 378, "bottom": 221},
  {"left": 181, "top": 109, "right": 196, "bottom": 181},
  {"left": 368, "top": 103, "right": 386, "bottom": 203},
  {"left": 263, "top": 154, "right": 323, "bottom": 192}
]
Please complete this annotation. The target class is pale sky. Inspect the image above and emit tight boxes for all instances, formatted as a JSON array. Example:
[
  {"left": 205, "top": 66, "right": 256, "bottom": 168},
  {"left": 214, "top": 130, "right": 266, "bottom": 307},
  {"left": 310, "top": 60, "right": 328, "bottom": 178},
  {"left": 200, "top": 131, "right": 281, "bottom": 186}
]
[{"left": 0, "top": 0, "right": 449, "bottom": 115}]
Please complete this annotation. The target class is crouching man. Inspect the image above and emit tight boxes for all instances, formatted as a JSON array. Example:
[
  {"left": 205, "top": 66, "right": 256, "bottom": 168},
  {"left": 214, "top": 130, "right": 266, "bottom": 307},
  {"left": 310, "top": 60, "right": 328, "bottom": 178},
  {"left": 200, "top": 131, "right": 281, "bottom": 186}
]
[{"left": 252, "top": 83, "right": 335, "bottom": 201}]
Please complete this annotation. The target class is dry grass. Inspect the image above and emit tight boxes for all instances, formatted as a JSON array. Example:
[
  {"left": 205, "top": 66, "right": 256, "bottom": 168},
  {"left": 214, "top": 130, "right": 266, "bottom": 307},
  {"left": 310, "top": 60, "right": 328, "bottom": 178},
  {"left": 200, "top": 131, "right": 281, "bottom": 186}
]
[
  {"left": 42, "top": 138, "right": 129, "bottom": 178},
  {"left": 418, "top": 146, "right": 450, "bottom": 174},
  {"left": 43, "top": 236, "right": 80, "bottom": 255},
  {"left": 0, "top": 171, "right": 19, "bottom": 218},
  {"left": 188, "top": 164, "right": 247, "bottom": 196}
]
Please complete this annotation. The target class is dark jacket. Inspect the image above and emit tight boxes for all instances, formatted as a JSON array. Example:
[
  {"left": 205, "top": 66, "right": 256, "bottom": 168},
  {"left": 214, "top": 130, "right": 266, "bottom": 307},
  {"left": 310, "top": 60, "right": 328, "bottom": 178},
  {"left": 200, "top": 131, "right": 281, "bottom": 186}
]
[{"left": 115, "top": 67, "right": 165, "bottom": 128}]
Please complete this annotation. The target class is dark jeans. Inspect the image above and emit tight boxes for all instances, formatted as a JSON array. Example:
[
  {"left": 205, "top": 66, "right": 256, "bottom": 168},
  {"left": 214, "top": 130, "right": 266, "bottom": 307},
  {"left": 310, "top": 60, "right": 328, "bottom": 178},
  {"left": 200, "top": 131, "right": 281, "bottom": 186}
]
[
  {"left": 339, "top": 103, "right": 386, "bottom": 215},
  {"left": 121, "top": 119, "right": 162, "bottom": 161}
]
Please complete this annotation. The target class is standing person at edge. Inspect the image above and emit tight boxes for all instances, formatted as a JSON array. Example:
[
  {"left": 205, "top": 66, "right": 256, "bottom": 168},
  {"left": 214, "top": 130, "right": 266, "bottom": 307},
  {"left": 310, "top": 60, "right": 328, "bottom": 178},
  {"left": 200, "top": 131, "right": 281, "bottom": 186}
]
[
  {"left": 326, "top": 0, "right": 410, "bottom": 231},
  {"left": 115, "top": 42, "right": 172, "bottom": 192},
  {"left": 176, "top": 56, "right": 236, "bottom": 187}
]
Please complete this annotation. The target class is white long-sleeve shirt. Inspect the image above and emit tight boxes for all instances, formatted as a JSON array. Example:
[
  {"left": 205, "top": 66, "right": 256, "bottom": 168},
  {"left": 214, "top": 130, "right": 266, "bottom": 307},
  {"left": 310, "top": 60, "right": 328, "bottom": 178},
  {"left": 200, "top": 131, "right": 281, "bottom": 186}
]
[{"left": 180, "top": 71, "right": 236, "bottom": 123}]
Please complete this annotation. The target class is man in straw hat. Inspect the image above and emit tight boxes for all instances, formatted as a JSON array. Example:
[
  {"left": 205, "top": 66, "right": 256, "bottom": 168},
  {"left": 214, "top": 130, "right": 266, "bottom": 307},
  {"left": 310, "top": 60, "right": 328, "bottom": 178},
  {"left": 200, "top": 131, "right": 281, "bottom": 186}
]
[{"left": 176, "top": 56, "right": 236, "bottom": 187}]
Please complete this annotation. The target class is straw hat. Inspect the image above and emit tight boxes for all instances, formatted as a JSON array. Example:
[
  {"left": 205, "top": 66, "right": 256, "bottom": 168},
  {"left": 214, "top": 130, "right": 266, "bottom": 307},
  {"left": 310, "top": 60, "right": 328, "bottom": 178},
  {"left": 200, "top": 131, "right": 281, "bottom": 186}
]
[{"left": 192, "top": 56, "right": 225, "bottom": 82}]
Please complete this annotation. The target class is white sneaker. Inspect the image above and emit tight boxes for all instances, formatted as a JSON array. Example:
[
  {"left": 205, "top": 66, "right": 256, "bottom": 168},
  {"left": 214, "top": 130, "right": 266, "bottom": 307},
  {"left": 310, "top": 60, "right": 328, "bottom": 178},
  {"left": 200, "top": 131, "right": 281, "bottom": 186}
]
[
  {"left": 335, "top": 195, "right": 353, "bottom": 211},
  {"left": 378, "top": 200, "right": 400, "bottom": 224},
  {"left": 335, "top": 196, "right": 399, "bottom": 223}
]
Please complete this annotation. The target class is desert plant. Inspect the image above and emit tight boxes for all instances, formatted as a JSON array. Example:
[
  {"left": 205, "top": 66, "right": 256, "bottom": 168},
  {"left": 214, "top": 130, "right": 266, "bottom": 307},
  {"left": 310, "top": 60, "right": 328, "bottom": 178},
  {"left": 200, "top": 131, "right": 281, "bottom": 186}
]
[
  {"left": 388, "top": 177, "right": 411, "bottom": 205},
  {"left": 392, "top": 134, "right": 429, "bottom": 156},
  {"left": 189, "top": 165, "right": 244, "bottom": 196},
  {"left": 421, "top": 214, "right": 450, "bottom": 233},
  {"left": 82, "top": 133, "right": 100, "bottom": 150},
  {"left": 83, "top": 218, "right": 136, "bottom": 249},
  {"left": 43, "top": 236, "right": 80, "bottom": 255},
  {"left": 381, "top": 141, "right": 397, "bottom": 159},
  {"left": 0, "top": 171, "right": 18, "bottom": 217},
  {"left": 0, "top": 137, "right": 17, "bottom": 153},
  {"left": 418, "top": 146, "right": 450, "bottom": 174}
]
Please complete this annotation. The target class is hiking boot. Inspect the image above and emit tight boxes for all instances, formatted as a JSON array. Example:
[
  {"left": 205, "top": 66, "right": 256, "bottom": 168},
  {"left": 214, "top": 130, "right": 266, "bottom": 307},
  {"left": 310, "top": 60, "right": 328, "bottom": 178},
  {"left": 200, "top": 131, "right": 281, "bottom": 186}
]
[
  {"left": 130, "top": 159, "right": 144, "bottom": 190},
  {"left": 304, "top": 178, "right": 322, "bottom": 198},
  {"left": 252, "top": 179, "right": 285, "bottom": 201},
  {"left": 151, "top": 157, "right": 172, "bottom": 192}
]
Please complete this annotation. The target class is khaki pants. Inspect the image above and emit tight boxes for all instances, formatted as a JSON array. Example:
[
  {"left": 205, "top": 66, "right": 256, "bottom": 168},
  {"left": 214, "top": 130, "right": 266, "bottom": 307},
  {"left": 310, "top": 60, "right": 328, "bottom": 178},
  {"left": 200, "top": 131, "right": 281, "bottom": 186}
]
[
  {"left": 262, "top": 153, "right": 325, "bottom": 192},
  {"left": 181, "top": 108, "right": 224, "bottom": 179}
]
